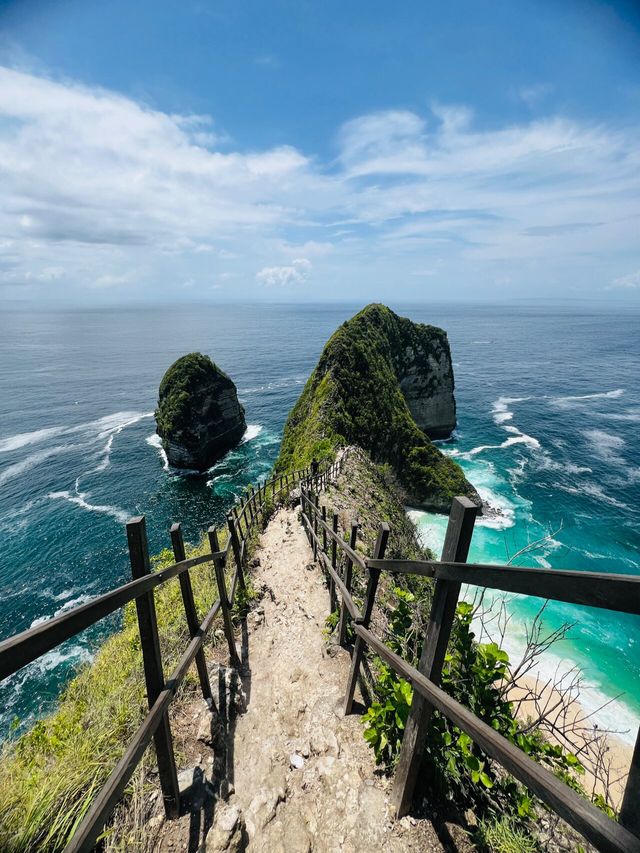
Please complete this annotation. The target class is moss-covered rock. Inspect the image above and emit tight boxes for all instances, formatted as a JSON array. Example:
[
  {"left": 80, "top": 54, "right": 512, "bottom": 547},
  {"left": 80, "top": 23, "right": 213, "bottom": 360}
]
[
  {"left": 276, "top": 304, "right": 479, "bottom": 512},
  {"left": 155, "top": 353, "right": 246, "bottom": 470}
]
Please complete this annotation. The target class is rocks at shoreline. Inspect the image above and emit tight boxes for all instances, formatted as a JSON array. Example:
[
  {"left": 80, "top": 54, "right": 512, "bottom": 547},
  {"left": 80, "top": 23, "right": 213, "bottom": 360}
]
[{"left": 155, "top": 352, "right": 246, "bottom": 471}]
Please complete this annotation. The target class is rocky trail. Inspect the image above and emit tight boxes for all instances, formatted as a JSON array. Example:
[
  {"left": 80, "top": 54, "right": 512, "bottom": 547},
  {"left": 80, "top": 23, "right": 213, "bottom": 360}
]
[{"left": 149, "top": 506, "right": 448, "bottom": 853}]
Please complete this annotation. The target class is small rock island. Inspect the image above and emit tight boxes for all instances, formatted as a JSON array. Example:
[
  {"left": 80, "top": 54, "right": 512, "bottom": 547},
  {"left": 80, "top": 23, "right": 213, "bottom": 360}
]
[{"left": 155, "top": 352, "right": 246, "bottom": 471}]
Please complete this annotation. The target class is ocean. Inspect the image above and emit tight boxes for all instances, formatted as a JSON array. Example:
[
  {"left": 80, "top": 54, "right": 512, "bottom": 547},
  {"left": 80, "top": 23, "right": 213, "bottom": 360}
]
[{"left": 0, "top": 303, "right": 638, "bottom": 743}]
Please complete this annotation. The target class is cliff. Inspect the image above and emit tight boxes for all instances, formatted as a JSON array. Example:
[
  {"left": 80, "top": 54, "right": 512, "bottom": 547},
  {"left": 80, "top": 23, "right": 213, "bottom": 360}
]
[
  {"left": 276, "top": 304, "right": 479, "bottom": 512},
  {"left": 155, "top": 353, "right": 246, "bottom": 470}
]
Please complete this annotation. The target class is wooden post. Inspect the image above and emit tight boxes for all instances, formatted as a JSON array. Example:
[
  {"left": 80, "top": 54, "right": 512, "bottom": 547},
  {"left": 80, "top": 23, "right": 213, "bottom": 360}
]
[
  {"left": 207, "top": 527, "right": 239, "bottom": 664},
  {"left": 246, "top": 488, "right": 255, "bottom": 526},
  {"left": 391, "top": 496, "right": 479, "bottom": 817},
  {"left": 170, "top": 523, "right": 212, "bottom": 703},
  {"left": 313, "top": 493, "right": 320, "bottom": 558},
  {"left": 338, "top": 521, "right": 358, "bottom": 645},
  {"left": 620, "top": 727, "right": 640, "bottom": 835},
  {"left": 226, "top": 514, "right": 246, "bottom": 590},
  {"left": 330, "top": 511, "right": 338, "bottom": 612},
  {"left": 343, "top": 522, "right": 390, "bottom": 715},
  {"left": 232, "top": 505, "right": 243, "bottom": 540},
  {"left": 322, "top": 504, "right": 328, "bottom": 553},
  {"left": 126, "top": 517, "right": 180, "bottom": 818}
]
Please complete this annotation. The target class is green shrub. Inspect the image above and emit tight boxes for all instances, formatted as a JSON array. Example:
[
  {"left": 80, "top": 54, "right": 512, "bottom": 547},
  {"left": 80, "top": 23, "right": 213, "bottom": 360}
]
[{"left": 361, "top": 589, "right": 587, "bottom": 824}]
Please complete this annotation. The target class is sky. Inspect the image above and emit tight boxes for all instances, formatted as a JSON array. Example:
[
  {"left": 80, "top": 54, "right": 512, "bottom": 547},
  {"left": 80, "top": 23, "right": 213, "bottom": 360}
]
[{"left": 0, "top": 0, "right": 639, "bottom": 305}]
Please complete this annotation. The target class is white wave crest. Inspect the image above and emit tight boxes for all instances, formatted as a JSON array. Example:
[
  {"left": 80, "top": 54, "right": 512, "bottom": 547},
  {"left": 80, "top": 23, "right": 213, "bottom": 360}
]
[
  {"left": 48, "top": 490, "right": 129, "bottom": 524},
  {"left": 582, "top": 428, "right": 626, "bottom": 465},
  {"left": 553, "top": 481, "right": 627, "bottom": 510},
  {"left": 550, "top": 389, "right": 625, "bottom": 409},
  {"left": 466, "top": 434, "right": 541, "bottom": 458},
  {"left": 242, "top": 424, "right": 263, "bottom": 443},
  {"left": 0, "top": 410, "right": 153, "bottom": 456},
  {"left": 491, "top": 396, "right": 529, "bottom": 424},
  {"left": 0, "top": 426, "right": 66, "bottom": 453},
  {"left": 475, "top": 486, "right": 516, "bottom": 530},
  {"left": 0, "top": 445, "right": 71, "bottom": 486},
  {"left": 29, "top": 594, "right": 95, "bottom": 629},
  {"left": 145, "top": 433, "right": 169, "bottom": 471}
]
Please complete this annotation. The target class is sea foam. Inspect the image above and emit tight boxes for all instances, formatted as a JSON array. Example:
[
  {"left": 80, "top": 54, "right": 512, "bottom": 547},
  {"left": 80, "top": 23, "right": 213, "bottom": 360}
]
[{"left": 48, "top": 490, "right": 129, "bottom": 524}]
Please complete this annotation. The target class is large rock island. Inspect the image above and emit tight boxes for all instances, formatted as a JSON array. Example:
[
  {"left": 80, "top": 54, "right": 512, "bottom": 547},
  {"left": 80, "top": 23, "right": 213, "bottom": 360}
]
[
  {"left": 155, "top": 353, "right": 246, "bottom": 471},
  {"left": 276, "top": 304, "right": 479, "bottom": 512}
]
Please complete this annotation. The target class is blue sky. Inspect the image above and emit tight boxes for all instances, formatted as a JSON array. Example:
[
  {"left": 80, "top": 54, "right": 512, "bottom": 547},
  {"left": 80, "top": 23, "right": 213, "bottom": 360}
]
[{"left": 0, "top": 0, "right": 639, "bottom": 304}]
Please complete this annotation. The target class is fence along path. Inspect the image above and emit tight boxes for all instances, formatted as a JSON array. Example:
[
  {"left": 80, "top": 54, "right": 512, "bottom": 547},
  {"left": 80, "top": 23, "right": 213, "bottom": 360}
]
[
  {"left": 299, "top": 487, "right": 640, "bottom": 853},
  {"left": 0, "top": 457, "right": 343, "bottom": 853}
]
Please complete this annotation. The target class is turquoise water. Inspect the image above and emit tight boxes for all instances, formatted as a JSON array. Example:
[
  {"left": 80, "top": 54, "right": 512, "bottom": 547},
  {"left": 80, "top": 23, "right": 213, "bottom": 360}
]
[{"left": 0, "top": 303, "right": 638, "bottom": 741}]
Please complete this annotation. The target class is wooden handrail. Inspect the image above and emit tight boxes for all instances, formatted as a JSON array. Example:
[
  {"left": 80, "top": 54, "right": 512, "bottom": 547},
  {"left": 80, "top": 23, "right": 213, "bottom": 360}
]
[
  {"left": 366, "top": 558, "right": 640, "bottom": 616},
  {"left": 0, "top": 449, "right": 348, "bottom": 852},
  {"left": 356, "top": 623, "right": 640, "bottom": 853},
  {"left": 301, "top": 486, "right": 640, "bottom": 852},
  {"left": 0, "top": 551, "right": 220, "bottom": 681},
  {"left": 67, "top": 594, "right": 223, "bottom": 853}
]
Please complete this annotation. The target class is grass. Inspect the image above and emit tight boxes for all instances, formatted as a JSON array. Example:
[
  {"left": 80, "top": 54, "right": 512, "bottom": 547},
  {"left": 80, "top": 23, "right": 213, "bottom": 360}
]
[
  {"left": 476, "top": 814, "right": 539, "bottom": 853},
  {"left": 0, "top": 529, "right": 232, "bottom": 852}
]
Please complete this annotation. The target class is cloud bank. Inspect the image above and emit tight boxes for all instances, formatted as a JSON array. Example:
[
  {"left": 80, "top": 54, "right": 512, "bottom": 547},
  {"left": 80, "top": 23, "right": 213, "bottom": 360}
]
[{"left": 0, "top": 66, "right": 638, "bottom": 302}]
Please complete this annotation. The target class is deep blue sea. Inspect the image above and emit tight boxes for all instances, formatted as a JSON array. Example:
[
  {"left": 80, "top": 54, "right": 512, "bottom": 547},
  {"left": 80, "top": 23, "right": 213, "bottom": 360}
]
[{"left": 0, "top": 304, "right": 638, "bottom": 742}]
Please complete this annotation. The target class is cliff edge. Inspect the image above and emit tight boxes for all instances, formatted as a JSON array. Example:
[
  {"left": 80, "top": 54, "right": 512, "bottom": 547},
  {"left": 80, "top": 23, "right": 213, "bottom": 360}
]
[
  {"left": 155, "top": 352, "right": 246, "bottom": 470},
  {"left": 276, "top": 304, "right": 479, "bottom": 512}
]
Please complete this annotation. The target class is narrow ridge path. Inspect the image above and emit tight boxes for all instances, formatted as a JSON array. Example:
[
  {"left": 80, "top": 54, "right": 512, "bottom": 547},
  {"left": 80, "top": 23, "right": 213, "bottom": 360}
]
[{"left": 208, "top": 506, "right": 442, "bottom": 852}]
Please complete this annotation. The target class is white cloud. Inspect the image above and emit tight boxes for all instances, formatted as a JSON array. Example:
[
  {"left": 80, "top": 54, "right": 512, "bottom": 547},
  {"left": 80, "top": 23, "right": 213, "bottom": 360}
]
[
  {"left": 256, "top": 258, "right": 312, "bottom": 287},
  {"left": 0, "top": 64, "right": 638, "bottom": 301},
  {"left": 608, "top": 270, "right": 640, "bottom": 290},
  {"left": 517, "top": 83, "right": 555, "bottom": 108}
]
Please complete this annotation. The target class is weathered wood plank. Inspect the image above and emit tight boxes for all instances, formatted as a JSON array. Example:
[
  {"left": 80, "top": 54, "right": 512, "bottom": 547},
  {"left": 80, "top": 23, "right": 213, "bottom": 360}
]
[
  {"left": 316, "top": 547, "right": 362, "bottom": 622},
  {"left": 620, "top": 726, "right": 640, "bottom": 835},
  {"left": 208, "top": 527, "right": 239, "bottom": 663},
  {"left": 0, "top": 551, "right": 217, "bottom": 683},
  {"left": 338, "top": 522, "right": 359, "bottom": 646},
  {"left": 170, "top": 523, "right": 211, "bottom": 703},
  {"left": 227, "top": 513, "right": 246, "bottom": 590},
  {"left": 67, "top": 594, "right": 222, "bottom": 853},
  {"left": 127, "top": 516, "right": 180, "bottom": 819},
  {"left": 367, "top": 559, "right": 640, "bottom": 615},
  {"left": 330, "top": 512, "right": 338, "bottom": 612},
  {"left": 356, "top": 623, "right": 640, "bottom": 853},
  {"left": 392, "top": 497, "right": 479, "bottom": 817},
  {"left": 313, "top": 510, "right": 367, "bottom": 571},
  {"left": 343, "top": 522, "right": 390, "bottom": 715}
]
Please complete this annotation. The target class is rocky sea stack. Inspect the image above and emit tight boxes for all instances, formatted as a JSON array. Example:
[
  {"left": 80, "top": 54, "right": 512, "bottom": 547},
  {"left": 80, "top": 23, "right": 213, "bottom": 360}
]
[
  {"left": 155, "top": 352, "right": 246, "bottom": 471},
  {"left": 276, "top": 304, "right": 479, "bottom": 512}
]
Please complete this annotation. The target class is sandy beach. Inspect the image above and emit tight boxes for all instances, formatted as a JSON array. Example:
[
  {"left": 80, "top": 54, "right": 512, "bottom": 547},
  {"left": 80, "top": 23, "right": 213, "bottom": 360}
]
[{"left": 509, "top": 674, "right": 634, "bottom": 809}]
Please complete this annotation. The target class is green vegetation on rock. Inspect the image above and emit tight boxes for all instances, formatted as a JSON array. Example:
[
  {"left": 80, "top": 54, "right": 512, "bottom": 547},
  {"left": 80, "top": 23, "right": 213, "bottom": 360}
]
[
  {"left": 276, "top": 304, "right": 478, "bottom": 512},
  {"left": 156, "top": 352, "right": 246, "bottom": 470}
]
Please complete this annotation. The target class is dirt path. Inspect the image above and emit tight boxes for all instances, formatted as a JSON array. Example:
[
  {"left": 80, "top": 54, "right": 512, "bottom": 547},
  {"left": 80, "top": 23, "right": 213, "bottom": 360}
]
[{"left": 200, "top": 506, "right": 443, "bottom": 853}]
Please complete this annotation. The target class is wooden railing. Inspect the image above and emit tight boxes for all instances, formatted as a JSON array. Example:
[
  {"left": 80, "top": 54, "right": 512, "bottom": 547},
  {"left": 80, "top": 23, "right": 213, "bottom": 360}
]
[
  {"left": 300, "top": 487, "right": 640, "bottom": 853},
  {"left": 0, "top": 455, "right": 344, "bottom": 853}
]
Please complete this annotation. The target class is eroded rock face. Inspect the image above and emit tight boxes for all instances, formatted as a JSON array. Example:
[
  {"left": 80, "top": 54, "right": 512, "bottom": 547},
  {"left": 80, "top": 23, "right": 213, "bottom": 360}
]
[
  {"left": 277, "top": 304, "right": 478, "bottom": 513},
  {"left": 155, "top": 352, "right": 246, "bottom": 471},
  {"left": 395, "top": 338, "right": 456, "bottom": 440}
]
